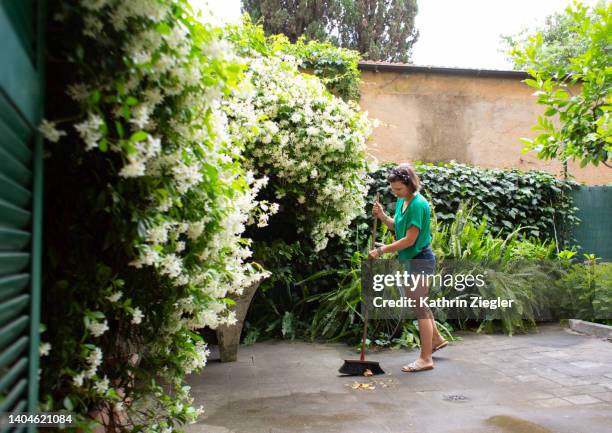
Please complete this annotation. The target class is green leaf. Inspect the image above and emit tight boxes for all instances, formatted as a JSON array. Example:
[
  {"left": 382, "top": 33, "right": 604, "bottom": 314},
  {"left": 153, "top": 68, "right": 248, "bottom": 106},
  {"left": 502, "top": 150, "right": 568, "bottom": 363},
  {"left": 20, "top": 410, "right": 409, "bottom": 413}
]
[
  {"left": 156, "top": 22, "right": 171, "bottom": 35},
  {"left": 115, "top": 121, "right": 124, "bottom": 138},
  {"left": 544, "top": 107, "right": 557, "bottom": 116},
  {"left": 90, "top": 90, "right": 101, "bottom": 104},
  {"left": 63, "top": 397, "right": 74, "bottom": 411},
  {"left": 130, "top": 131, "right": 148, "bottom": 142}
]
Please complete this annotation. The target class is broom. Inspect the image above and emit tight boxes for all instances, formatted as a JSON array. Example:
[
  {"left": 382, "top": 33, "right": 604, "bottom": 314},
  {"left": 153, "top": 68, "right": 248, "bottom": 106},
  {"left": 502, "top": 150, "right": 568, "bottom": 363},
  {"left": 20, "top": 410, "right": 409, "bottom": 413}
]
[{"left": 338, "top": 193, "right": 385, "bottom": 376}]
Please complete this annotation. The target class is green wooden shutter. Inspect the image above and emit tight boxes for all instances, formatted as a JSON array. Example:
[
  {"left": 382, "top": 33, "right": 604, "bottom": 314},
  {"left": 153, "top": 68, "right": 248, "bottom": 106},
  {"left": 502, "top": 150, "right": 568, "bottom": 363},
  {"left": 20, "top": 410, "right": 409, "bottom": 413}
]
[{"left": 0, "top": 0, "right": 45, "bottom": 429}]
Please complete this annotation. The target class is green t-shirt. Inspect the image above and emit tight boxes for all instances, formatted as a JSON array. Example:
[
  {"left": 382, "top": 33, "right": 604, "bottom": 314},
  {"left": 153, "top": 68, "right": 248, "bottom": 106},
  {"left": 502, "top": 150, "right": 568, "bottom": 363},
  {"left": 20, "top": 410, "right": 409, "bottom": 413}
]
[{"left": 394, "top": 192, "right": 432, "bottom": 260}]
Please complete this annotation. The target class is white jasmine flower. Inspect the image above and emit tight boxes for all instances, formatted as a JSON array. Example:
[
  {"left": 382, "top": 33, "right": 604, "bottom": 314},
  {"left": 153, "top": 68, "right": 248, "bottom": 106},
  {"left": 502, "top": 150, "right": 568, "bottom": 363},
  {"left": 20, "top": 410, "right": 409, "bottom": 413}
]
[
  {"left": 39, "top": 342, "right": 51, "bottom": 357},
  {"left": 130, "top": 246, "right": 161, "bottom": 268},
  {"left": 160, "top": 254, "right": 182, "bottom": 278},
  {"left": 132, "top": 50, "right": 152, "bottom": 65},
  {"left": 66, "top": 83, "right": 89, "bottom": 101},
  {"left": 187, "top": 221, "right": 205, "bottom": 240},
  {"left": 106, "top": 291, "right": 123, "bottom": 303},
  {"left": 84, "top": 366, "right": 97, "bottom": 379},
  {"left": 256, "top": 213, "right": 270, "bottom": 227},
  {"left": 130, "top": 104, "right": 152, "bottom": 129},
  {"left": 86, "top": 347, "right": 103, "bottom": 369},
  {"left": 146, "top": 224, "right": 168, "bottom": 245},
  {"left": 83, "top": 14, "right": 104, "bottom": 38},
  {"left": 131, "top": 307, "right": 144, "bottom": 325},
  {"left": 119, "top": 160, "right": 146, "bottom": 178},
  {"left": 94, "top": 375, "right": 109, "bottom": 395},
  {"left": 88, "top": 319, "right": 109, "bottom": 337},
  {"left": 306, "top": 126, "right": 319, "bottom": 136},
  {"left": 39, "top": 120, "right": 66, "bottom": 143},
  {"left": 172, "top": 162, "right": 203, "bottom": 193},
  {"left": 72, "top": 372, "right": 85, "bottom": 387},
  {"left": 74, "top": 114, "right": 104, "bottom": 151}
]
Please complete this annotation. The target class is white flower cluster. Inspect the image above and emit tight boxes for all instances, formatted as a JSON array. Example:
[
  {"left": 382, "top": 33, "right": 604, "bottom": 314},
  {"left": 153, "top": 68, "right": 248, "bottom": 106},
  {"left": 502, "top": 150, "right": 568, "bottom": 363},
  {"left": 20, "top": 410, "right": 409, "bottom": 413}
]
[
  {"left": 225, "top": 55, "right": 373, "bottom": 251},
  {"left": 87, "top": 318, "right": 109, "bottom": 337},
  {"left": 74, "top": 114, "right": 104, "bottom": 151},
  {"left": 183, "top": 340, "right": 211, "bottom": 375},
  {"left": 39, "top": 120, "right": 66, "bottom": 143},
  {"left": 61, "top": 0, "right": 273, "bottom": 419}
]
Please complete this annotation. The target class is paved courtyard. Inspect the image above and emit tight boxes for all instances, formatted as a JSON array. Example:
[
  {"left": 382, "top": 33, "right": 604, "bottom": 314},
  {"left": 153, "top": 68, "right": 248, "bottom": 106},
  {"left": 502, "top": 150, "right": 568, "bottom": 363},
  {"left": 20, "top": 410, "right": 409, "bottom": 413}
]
[{"left": 186, "top": 323, "right": 612, "bottom": 433}]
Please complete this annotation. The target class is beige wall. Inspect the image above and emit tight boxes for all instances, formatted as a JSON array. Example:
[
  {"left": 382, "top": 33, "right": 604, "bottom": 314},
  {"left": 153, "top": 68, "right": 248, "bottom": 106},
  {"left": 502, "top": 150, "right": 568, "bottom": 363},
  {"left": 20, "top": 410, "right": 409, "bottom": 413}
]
[{"left": 359, "top": 69, "right": 612, "bottom": 185}]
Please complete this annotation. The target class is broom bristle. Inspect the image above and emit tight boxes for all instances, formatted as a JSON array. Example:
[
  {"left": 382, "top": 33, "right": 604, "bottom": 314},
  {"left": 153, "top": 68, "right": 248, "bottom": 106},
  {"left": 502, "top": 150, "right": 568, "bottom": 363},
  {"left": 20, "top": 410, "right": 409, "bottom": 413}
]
[{"left": 339, "top": 359, "right": 385, "bottom": 376}]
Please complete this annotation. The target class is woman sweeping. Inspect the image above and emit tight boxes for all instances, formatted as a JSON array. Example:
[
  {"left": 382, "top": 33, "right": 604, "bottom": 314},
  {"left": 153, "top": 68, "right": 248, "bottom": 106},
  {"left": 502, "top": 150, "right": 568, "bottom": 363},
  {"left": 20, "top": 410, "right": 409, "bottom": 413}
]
[{"left": 368, "top": 163, "right": 448, "bottom": 372}]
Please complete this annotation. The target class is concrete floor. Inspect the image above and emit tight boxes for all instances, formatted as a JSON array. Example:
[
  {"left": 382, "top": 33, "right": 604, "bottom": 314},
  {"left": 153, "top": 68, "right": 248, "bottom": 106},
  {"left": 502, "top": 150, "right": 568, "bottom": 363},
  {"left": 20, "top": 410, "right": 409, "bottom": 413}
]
[{"left": 186, "top": 323, "right": 612, "bottom": 433}]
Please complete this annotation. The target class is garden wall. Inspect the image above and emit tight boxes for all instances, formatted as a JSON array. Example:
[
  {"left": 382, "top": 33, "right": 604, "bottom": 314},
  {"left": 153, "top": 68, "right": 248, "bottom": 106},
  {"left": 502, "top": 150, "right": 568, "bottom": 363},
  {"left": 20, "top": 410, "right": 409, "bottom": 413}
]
[{"left": 358, "top": 62, "right": 612, "bottom": 186}]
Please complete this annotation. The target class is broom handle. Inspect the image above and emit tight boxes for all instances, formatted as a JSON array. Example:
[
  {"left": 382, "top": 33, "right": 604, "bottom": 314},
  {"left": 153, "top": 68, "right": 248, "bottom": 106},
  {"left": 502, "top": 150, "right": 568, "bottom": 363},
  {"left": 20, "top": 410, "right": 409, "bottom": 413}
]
[
  {"left": 360, "top": 305, "right": 368, "bottom": 361},
  {"left": 360, "top": 193, "right": 380, "bottom": 361},
  {"left": 371, "top": 193, "right": 379, "bottom": 251}
]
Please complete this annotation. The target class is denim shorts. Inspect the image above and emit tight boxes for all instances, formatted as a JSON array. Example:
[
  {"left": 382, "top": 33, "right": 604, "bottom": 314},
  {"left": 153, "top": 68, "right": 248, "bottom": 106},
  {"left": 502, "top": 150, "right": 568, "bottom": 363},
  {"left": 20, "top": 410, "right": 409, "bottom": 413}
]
[{"left": 405, "top": 244, "right": 436, "bottom": 276}]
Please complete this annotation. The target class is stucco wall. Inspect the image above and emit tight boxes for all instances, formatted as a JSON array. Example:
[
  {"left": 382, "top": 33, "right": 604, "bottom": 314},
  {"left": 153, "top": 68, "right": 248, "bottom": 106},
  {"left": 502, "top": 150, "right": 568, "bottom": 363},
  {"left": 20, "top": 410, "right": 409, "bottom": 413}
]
[{"left": 359, "top": 68, "right": 612, "bottom": 185}]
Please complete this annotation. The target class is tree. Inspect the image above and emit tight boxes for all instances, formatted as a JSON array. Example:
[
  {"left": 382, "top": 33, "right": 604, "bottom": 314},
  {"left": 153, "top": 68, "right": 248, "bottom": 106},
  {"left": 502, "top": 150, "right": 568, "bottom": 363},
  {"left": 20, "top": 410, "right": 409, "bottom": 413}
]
[
  {"left": 241, "top": 0, "right": 331, "bottom": 43},
  {"left": 501, "top": 9, "right": 592, "bottom": 72},
  {"left": 241, "top": 0, "right": 419, "bottom": 62},
  {"left": 508, "top": 1, "right": 611, "bottom": 169}
]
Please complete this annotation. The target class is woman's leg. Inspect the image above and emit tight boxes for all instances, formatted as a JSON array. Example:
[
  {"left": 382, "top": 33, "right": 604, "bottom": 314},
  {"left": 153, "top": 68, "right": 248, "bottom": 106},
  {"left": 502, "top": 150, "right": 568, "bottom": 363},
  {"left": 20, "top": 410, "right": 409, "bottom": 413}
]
[
  {"left": 431, "top": 319, "right": 446, "bottom": 347},
  {"left": 418, "top": 317, "right": 434, "bottom": 365},
  {"left": 411, "top": 280, "right": 435, "bottom": 367}
]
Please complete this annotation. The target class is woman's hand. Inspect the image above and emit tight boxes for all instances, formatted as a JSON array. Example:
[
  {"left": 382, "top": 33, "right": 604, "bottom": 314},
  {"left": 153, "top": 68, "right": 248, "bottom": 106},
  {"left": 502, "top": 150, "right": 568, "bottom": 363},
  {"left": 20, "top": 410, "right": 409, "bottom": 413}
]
[
  {"left": 368, "top": 246, "right": 384, "bottom": 259},
  {"left": 372, "top": 201, "right": 386, "bottom": 220}
]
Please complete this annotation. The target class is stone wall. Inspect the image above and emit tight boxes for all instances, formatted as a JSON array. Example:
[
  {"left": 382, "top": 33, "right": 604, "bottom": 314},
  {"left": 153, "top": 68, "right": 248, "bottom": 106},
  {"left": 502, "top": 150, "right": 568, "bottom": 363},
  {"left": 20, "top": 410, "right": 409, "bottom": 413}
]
[{"left": 358, "top": 63, "right": 611, "bottom": 185}]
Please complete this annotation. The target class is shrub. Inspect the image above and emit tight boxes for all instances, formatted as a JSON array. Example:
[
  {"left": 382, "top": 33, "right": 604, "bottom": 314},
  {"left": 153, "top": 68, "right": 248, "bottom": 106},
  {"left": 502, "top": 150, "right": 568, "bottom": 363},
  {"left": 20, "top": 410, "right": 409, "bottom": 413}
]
[
  {"left": 273, "top": 35, "right": 362, "bottom": 101},
  {"left": 223, "top": 20, "right": 374, "bottom": 253},
  {"left": 369, "top": 162, "right": 579, "bottom": 246},
  {"left": 40, "top": 0, "right": 270, "bottom": 430},
  {"left": 555, "top": 254, "right": 612, "bottom": 325}
]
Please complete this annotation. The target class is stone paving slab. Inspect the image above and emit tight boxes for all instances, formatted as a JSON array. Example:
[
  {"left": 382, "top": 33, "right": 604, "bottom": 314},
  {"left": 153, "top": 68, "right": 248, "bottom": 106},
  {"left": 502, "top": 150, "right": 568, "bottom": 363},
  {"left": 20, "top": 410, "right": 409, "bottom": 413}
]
[{"left": 186, "top": 323, "right": 612, "bottom": 433}]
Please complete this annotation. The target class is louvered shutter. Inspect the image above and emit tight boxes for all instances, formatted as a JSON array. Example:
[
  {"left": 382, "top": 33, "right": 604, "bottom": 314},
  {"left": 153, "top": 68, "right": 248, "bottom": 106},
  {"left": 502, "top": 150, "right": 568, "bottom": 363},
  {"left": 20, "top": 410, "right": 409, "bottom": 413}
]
[{"left": 0, "top": 1, "right": 45, "bottom": 431}]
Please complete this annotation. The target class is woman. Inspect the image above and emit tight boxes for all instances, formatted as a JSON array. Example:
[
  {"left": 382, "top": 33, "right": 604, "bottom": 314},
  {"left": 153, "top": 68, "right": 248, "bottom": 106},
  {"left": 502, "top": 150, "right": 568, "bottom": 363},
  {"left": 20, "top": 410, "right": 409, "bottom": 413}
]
[{"left": 368, "top": 163, "right": 448, "bottom": 372}]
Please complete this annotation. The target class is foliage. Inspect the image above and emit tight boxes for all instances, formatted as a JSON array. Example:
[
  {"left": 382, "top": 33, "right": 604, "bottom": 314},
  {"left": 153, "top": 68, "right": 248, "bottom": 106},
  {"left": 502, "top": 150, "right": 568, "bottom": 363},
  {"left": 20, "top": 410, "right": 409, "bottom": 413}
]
[
  {"left": 306, "top": 250, "right": 365, "bottom": 343},
  {"left": 40, "top": 0, "right": 272, "bottom": 430},
  {"left": 241, "top": 0, "right": 331, "bottom": 42},
  {"left": 241, "top": 0, "right": 419, "bottom": 62},
  {"left": 555, "top": 254, "right": 612, "bottom": 325},
  {"left": 370, "top": 162, "right": 579, "bottom": 247},
  {"left": 244, "top": 160, "right": 579, "bottom": 342},
  {"left": 509, "top": 1, "right": 612, "bottom": 168},
  {"left": 304, "top": 236, "right": 457, "bottom": 348},
  {"left": 431, "top": 203, "right": 558, "bottom": 335},
  {"left": 501, "top": 6, "right": 593, "bottom": 71},
  {"left": 223, "top": 20, "right": 374, "bottom": 252},
  {"left": 272, "top": 35, "right": 362, "bottom": 101},
  {"left": 431, "top": 203, "right": 557, "bottom": 263}
]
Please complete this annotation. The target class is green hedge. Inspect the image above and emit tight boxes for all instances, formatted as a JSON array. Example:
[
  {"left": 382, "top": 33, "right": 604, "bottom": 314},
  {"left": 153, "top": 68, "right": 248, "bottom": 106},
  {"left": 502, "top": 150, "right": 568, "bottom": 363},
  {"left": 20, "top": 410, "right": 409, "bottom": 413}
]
[{"left": 368, "top": 162, "right": 579, "bottom": 247}]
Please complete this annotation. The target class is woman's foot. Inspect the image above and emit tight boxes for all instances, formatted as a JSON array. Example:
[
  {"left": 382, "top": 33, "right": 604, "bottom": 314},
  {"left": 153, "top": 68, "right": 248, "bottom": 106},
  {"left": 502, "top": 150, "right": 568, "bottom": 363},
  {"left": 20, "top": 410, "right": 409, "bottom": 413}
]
[
  {"left": 432, "top": 337, "right": 447, "bottom": 352},
  {"left": 401, "top": 358, "right": 434, "bottom": 372}
]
